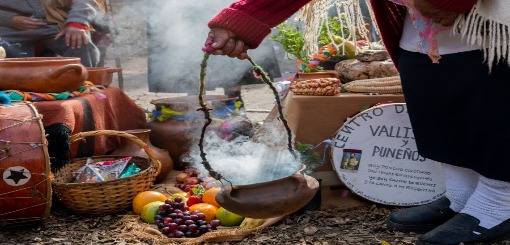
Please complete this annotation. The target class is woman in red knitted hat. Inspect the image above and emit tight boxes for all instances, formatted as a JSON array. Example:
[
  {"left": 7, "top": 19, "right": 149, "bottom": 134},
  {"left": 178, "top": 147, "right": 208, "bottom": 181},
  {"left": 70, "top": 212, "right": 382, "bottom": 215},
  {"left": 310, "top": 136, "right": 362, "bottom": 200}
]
[{"left": 204, "top": 0, "right": 510, "bottom": 244}]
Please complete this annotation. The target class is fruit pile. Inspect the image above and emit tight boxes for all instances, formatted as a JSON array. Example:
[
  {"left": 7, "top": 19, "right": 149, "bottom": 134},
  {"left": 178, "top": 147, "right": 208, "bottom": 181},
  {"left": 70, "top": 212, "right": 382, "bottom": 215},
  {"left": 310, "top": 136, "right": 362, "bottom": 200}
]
[
  {"left": 132, "top": 170, "right": 268, "bottom": 239},
  {"left": 155, "top": 197, "right": 220, "bottom": 238}
]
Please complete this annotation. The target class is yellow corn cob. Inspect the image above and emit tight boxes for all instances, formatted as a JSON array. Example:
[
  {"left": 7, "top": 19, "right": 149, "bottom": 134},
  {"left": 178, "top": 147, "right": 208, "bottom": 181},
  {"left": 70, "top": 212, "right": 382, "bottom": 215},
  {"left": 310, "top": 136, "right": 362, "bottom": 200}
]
[
  {"left": 344, "top": 76, "right": 401, "bottom": 87},
  {"left": 240, "top": 218, "right": 266, "bottom": 229},
  {"left": 342, "top": 76, "right": 402, "bottom": 93},
  {"left": 343, "top": 84, "right": 402, "bottom": 93}
]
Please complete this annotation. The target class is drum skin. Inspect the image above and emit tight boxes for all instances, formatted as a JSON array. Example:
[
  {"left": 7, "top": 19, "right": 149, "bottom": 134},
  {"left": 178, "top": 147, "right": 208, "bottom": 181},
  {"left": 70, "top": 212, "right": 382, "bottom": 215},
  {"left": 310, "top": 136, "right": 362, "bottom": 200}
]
[{"left": 0, "top": 102, "right": 51, "bottom": 226}]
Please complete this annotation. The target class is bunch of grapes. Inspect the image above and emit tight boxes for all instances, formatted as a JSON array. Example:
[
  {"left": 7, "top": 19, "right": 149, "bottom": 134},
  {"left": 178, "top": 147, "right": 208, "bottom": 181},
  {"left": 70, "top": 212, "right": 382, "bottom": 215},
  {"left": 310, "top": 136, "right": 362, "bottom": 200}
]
[{"left": 155, "top": 197, "right": 221, "bottom": 238}]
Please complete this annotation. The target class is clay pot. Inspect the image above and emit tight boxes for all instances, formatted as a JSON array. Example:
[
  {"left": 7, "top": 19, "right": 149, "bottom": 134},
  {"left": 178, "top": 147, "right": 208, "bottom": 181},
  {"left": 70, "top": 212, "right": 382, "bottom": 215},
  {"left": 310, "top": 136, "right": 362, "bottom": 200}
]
[
  {"left": 86, "top": 67, "right": 122, "bottom": 87},
  {"left": 215, "top": 164, "right": 320, "bottom": 219},
  {"left": 0, "top": 57, "right": 88, "bottom": 93},
  {"left": 147, "top": 95, "right": 253, "bottom": 170},
  {"left": 110, "top": 129, "right": 173, "bottom": 183}
]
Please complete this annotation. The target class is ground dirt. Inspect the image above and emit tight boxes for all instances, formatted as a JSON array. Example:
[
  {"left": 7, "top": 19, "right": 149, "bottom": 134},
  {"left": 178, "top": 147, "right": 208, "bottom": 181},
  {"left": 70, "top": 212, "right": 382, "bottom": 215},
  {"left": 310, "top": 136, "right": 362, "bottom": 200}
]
[{"left": 0, "top": 203, "right": 420, "bottom": 245}]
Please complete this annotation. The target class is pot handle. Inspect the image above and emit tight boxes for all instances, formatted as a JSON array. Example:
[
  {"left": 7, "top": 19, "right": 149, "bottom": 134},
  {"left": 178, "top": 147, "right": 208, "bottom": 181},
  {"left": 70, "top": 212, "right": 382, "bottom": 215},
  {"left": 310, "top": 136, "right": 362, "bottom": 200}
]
[
  {"left": 106, "top": 67, "right": 123, "bottom": 74},
  {"left": 48, "top": 64, "right": 88, "bottom": 81}
]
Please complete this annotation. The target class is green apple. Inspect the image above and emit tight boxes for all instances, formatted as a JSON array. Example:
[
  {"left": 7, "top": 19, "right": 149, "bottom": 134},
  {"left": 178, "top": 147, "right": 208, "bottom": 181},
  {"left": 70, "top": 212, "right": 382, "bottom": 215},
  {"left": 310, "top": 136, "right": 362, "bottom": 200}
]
[{"left": 140, "top": 201, "right": 164, "bottom": 224}]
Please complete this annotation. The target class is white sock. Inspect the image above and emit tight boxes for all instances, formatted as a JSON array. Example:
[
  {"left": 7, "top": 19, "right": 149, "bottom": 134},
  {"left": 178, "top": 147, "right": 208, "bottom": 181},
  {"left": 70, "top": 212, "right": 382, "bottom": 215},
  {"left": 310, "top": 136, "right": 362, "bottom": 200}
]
[
  {"left": 442, "top": 163, "right": 479, "bottom": 212},
  {"left": 461, "top": 175, "right": 510, "bottom": 229}
]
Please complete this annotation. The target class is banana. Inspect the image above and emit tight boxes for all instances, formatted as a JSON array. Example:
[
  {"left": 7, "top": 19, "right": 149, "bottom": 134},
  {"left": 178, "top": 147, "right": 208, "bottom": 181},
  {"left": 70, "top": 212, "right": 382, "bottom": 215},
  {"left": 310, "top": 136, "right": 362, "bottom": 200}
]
[{"left": 240, "top": 218, "right": 266, "bottom": 229}]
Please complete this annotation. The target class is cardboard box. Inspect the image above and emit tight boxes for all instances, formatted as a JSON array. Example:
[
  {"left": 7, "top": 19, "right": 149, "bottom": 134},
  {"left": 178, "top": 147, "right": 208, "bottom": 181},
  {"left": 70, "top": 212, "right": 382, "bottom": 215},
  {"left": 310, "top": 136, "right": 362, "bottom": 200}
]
[{"left": 267, "top": 92, "right": 405, "bottom": 186}]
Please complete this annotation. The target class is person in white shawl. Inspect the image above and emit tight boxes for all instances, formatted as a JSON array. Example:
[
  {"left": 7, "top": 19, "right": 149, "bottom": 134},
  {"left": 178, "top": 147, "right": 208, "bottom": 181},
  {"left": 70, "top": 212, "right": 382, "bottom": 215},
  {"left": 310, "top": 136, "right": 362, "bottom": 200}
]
[{"left": 376, "top": 0, "right": 510, "bottom": 244}]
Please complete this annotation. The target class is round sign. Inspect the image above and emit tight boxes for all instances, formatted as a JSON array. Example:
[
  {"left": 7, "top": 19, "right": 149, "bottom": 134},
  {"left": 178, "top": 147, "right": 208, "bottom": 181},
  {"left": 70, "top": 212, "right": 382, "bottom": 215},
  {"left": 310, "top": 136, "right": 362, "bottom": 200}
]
[{"left": 331, "top": 103, "right": 445, "bottom": 206}]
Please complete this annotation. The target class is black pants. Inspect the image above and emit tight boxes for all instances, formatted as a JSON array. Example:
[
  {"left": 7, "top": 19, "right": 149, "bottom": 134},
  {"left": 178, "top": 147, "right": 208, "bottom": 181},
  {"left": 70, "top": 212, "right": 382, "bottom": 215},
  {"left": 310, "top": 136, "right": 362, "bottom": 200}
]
[{"left": 398, "top": 49, "right": 510, "bottom": 181}]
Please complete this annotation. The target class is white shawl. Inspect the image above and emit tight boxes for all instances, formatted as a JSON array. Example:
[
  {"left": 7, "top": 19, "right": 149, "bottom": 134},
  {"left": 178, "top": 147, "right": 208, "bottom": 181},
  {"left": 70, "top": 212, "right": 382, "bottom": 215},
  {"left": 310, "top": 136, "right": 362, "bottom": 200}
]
[
  {"left": 298, "top": 0, "right": 510, "bottom": 70},
  {"left": 454, "top": 0, "right": 510, "bottom": 70}
]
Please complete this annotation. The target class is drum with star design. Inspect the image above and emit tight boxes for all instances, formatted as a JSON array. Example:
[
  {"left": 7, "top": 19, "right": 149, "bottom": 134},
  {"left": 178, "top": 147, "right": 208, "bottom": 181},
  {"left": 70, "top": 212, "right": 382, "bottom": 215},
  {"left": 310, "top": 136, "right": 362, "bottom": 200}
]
[{"left": 0, "top": 102, "right": 51, "bottom": 226}]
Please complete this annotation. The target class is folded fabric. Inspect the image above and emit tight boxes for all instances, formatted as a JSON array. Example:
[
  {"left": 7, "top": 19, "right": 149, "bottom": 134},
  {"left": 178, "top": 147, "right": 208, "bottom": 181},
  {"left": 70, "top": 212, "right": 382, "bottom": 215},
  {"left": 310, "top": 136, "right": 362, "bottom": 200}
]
[{"left": 0, "top": 81, "right": 106, "bottom": 102}]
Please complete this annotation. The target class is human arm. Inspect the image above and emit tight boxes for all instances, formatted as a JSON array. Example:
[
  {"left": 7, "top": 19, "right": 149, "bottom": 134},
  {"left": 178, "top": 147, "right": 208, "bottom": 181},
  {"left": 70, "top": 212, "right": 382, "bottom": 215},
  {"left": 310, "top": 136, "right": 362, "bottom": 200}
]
[
  {"left": 11, "top": 16, "right": 47, "bottom": 30},
  {"left": 0, "top": 4, "right": 47, "bottom": 30},
  {"left": 204, "top": 0, "right": 311, "bottom": 59},
  {"left": 414, "top": 0, "right": 477, "bottom": 27},
  {"left": 54, "top": 0, "right": 99, "bottom": 49}
]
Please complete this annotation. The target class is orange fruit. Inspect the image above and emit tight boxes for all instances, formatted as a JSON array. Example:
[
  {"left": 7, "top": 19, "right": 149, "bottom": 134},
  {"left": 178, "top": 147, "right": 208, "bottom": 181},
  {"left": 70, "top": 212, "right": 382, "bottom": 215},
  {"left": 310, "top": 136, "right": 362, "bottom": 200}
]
[
  {"left": 189, "top": 203, "right": 218, "bottom": 223},
  {"left": 132, "top": 190, "right": 167, "bottom": 215},
  {"left": 202, "top": 187, "right": 221, "bottom": 208}
]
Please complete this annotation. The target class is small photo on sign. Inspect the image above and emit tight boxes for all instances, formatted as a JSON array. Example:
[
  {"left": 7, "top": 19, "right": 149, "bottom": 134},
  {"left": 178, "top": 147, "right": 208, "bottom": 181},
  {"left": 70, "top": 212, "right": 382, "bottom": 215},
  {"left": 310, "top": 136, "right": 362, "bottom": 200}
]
[{"left": 340, "top": 149, "right": 362, "bottom": 171}]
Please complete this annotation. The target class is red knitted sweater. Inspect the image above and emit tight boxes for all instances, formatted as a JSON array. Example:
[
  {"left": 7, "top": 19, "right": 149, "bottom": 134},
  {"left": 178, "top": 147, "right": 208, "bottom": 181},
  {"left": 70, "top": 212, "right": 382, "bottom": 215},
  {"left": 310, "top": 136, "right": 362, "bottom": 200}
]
[
  {"left": 208, "top": 0, "right": 311, "bottom": 49},
  {"left": 209, "top": 0, "right": 478, "bottom": 62}
]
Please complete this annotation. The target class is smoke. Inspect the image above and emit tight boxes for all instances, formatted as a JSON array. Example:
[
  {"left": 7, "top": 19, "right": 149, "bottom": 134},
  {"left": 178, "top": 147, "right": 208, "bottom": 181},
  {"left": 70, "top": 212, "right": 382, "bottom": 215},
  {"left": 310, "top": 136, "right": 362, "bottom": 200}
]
[
  {"left": 112, "top": 0, "right": 279, "bottom": 93},
  {"left": 183, "top": 125, "right": 302, "bottom": 186},
  {"left": 114, "top": 1, "right": 300, "bottom": 184}
]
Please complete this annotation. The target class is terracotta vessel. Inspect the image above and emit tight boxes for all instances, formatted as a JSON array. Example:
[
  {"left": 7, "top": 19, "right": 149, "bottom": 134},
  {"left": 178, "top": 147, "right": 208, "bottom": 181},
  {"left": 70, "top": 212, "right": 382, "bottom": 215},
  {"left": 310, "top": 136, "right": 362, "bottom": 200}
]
[
  {"left": 110, "top": 129, "right": 173, "bottom": 183},
  {"left": 147, "top": 95, "right": 253, "bottom": 170},
  {"left": 86, "top": 67, "right": 122, "bottom": 87},
  {"left": 215, "top": 164, "right": 320, "bottom": 219},
  {"left": 0, "top": 57, "right": 88, "bottom": 93}
]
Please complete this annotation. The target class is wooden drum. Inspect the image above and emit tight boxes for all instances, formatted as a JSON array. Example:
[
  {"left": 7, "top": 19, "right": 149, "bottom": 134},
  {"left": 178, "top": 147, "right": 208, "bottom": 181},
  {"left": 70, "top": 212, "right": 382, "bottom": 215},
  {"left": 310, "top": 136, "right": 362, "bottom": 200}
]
[{"left": 0, "top": 102, "right": 51, "bottom": 226}]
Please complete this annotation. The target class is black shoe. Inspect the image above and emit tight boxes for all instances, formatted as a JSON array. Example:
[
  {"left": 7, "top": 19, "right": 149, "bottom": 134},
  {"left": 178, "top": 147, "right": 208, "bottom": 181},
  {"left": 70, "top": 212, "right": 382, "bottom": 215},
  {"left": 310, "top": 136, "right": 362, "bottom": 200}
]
[
  {"left": 387, "top": 196, "right": 457, "bottom": 233},
  {"left": 417, "top": 213, "right": 510, "bottom": 245}
]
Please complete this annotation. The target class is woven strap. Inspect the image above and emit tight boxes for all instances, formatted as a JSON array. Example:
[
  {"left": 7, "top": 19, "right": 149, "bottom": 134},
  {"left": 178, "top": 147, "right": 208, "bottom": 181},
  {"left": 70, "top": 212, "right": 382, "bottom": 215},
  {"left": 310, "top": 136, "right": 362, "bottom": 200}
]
[{"left": 68, "top": 130, "right": 161, "bottom": 176}]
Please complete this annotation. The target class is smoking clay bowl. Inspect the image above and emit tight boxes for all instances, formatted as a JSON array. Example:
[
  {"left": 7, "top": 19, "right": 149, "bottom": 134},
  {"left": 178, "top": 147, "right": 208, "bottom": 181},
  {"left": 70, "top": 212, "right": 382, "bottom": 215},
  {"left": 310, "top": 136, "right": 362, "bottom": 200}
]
[{"left": 215, "top": 164, "right": 320, "bottom": 219}]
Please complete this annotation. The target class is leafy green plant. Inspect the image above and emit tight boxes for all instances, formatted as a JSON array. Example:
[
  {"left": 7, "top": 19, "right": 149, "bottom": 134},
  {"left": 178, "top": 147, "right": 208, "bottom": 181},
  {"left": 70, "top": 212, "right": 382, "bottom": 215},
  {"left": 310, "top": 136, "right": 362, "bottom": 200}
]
[
  {"left": 271, "top": 15, "right": 352, "bottom": 72},
  {"left": 270, "top": 22, "right": 306, "bottom": 61},
  {"left": 295, "top": 141, "right": 322, "bottom": 174}
]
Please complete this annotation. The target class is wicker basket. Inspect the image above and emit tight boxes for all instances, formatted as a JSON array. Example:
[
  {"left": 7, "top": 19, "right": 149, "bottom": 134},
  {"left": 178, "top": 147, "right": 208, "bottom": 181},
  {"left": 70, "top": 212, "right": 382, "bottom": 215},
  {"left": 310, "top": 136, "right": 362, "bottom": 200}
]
[{"left": 52, "top": 130, "right": 161, "bottom": 214}]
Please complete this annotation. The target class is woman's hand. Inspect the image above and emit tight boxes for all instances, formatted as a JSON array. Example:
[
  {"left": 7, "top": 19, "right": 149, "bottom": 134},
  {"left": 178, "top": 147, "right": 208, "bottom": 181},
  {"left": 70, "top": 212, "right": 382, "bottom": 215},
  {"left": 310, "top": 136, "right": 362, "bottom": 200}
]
[
  {"left": 414, "top": 0, "right": 460, "bottom": 27},
  {"left": 11, "top": 16, "right": 47, "bottom": 30},
  {"left": 203, "top": 27, "right": 249, "bottom": 59}
]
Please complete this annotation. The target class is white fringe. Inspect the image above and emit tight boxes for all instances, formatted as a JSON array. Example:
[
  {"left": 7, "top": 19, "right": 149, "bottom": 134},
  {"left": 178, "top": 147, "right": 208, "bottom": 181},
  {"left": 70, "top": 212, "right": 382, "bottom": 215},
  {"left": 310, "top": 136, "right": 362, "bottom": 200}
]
[
  {"left": 454, "top": 2, "right": 510, "bottom": 72},
  {"left": 297, "top": 0, "right": 375, "bottom": 59},
  {"left": 364, "top": 0, "right": 380, "bottom": 38},
  {"left": 297, "top": 0, "right": 331, "bottom": 58}
]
